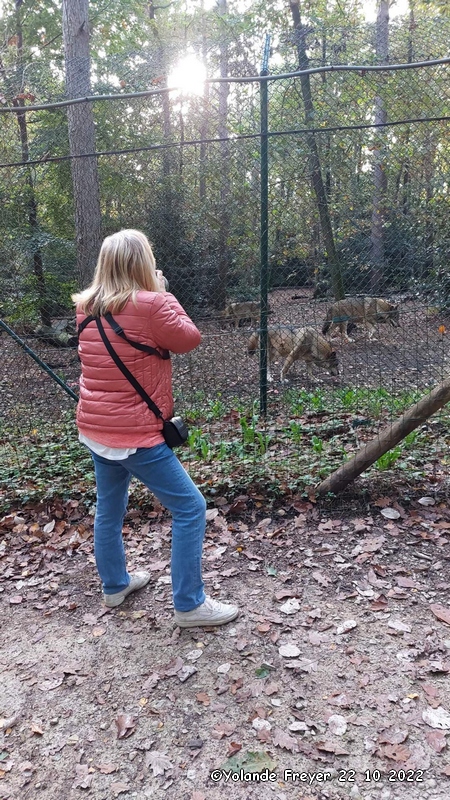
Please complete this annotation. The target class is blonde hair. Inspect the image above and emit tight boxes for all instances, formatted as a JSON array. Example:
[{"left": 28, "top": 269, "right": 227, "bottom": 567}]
[{"left": 72, "top": 229, "right": 160, "bottom": 315}]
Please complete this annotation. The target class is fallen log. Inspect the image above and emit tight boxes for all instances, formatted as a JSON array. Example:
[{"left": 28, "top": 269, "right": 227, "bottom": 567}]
[{"left": 316, "top": 375, "right": 450, "bottom": 497}]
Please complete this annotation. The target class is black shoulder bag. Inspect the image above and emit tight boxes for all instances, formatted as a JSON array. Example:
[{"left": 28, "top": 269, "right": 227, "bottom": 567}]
[{"left": 78, "top": 312, "right": 188, "bottom": 449}]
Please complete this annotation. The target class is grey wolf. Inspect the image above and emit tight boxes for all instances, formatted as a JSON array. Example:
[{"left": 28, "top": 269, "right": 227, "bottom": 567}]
[
  {"left": 221, "top": 301, "right": 260, "bottom": 328},
  {"left": 322, "top": 297, "right": 400, "bottom": 341},
  {"left": 248, "top": 326, "right": 339, "bottom": 382}
]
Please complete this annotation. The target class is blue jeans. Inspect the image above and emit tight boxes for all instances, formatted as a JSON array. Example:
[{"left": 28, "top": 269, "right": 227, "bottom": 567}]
[{"left": 89, "top": 443, "right": 206, "bottom": 611}]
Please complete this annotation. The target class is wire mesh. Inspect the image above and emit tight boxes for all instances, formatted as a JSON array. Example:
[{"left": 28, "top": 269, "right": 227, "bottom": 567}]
[{"left": 2, "top": 9, "right": 450, "bottom": 508}]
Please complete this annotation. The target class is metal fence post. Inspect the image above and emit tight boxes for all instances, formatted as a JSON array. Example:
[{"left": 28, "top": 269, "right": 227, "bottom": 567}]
[
  {"left": 0, "top": 318, "right": 79, "bottom": 403},
  {"left": 259, "top": 34, "right": 271, "bottom": 416}
]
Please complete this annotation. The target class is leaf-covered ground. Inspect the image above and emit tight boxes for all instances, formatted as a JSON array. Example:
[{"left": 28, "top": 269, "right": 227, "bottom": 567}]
[{"left": 2, "top": 490, "right": 450, "bottom": 800}]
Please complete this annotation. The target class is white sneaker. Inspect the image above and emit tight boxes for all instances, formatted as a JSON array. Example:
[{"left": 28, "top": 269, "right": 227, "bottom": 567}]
[
  {"left": 174, "top": 596, "right": 239, "bottom": 628},
  {"left": 103, "top": 571, "right": 151, "bottom": 608}
]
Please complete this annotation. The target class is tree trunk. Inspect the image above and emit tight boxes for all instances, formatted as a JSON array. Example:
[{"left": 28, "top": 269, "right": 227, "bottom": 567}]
[
  {"left": 423, "top": 129, "right": 436, "bottom": 279},
  {"left": 147, "top": 0, "right": 175, "bottom": 251},
  {"left": 317, "top": 376, "right": 450, "bottom": 497},
  {"left": 62, "top": 0, "right": 102, "bottom": 288},
  {"left": 215, "top": 0, "right": 230, "bottom": 311},
  {"left": 370, "top": 0, "right": 389, "bottom": 293},
  {"left": 289, "top": 1, "right": 344, "bottom": 300},
  {"left": 199, "top": 3, "right": 209, "bottom": 203},
  {"left": 12, "top": 1, "right": 51, "bottom": 328},
  {"left": 401, "top": 3, "right": 414, "bottom": 218}
]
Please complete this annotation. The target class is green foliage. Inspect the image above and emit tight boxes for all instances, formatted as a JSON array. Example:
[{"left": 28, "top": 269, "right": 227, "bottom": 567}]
[
  {"left": 2, "top": 385, "right": 449, "bottom": 510},
  {"left": 375, "top": 446, "right": 403, "bottom": 471}
]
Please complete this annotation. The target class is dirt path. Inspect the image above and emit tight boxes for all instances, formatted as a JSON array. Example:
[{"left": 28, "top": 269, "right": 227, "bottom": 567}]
[{"left": 1, "top": 496, "right": 450, "bottom": 800}]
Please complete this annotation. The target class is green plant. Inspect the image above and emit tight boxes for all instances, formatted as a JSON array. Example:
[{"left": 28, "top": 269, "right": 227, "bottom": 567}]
[
  {"left": 311, "top": 435, "right": 324, "bottom": 454},
  {"left": 375, "top": 445, "right": 403, "bottom": 471},
  {"left": 289, "top": 420, "right": 303, "bottom": 443},
  {"left": 187, "top": 427, "right": 212, "bottom": 460}
]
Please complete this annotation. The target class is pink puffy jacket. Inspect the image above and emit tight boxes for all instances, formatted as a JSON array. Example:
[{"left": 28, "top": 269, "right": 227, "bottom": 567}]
[{"left": 76, "top": 291, "right": 201, "bottom": 448}]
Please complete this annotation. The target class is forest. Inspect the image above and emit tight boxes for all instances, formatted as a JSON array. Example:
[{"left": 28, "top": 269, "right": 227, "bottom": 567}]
[{"left": 0, "top": 0, "right": 450, "bottom": 328}]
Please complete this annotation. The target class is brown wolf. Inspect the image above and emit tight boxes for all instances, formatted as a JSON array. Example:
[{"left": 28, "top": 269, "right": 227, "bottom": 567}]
[
  {"left": 248, "top": 326, "right": 339, "bottom": 382},
  {"left": 322, "top": 297, "right": 400, "bottom": 341},
  {"left": 221, "top": 301, "right": 260, "bottom": 328}
]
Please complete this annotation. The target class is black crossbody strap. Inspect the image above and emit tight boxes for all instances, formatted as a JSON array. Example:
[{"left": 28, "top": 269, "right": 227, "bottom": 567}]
[
  {"left": 95, "top": 317, "right": 164, "bottom": 422},
  {"left": 103, "top": 312, "right": 170, "bottom": 359},
  {"left": 77, "top": 315, "right": 96, "bottom": 336},
  {"left": 77, "top": 313, "right": 169, "bottom": 359}
]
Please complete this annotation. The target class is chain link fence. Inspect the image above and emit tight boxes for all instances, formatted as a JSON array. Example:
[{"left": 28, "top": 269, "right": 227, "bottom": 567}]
[{"left": 2, "top": 15, "right": 450, "bottom": 507}]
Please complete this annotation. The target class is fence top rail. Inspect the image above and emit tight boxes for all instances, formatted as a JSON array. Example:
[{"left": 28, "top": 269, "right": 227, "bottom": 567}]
[
  {"left": 1, "top": 56, "right": 450, "bottom": 115},
  {"left": 2, "top": 113, "right": 450, "bottom": 171}
]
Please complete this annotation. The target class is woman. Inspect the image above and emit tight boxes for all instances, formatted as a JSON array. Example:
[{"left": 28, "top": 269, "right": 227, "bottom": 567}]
[{"left": 73, "top": 229, "right": 238, "bottom": 627}]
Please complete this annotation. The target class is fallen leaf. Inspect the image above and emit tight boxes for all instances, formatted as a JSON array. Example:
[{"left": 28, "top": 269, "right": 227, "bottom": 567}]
[
  {"left": 30, "top": 721, "right": 44, "bottom": 736},
  {"left": 328, "top": 693, "right": 352, "bottom": 708},
  {"left": 396, "top": 576, "right": 416, "bottom": 588},
  {"left": 144, "top": 751, "right": 173, "bottom": 777},
  {"left": 336, "top": 620, "right": 358, "bottom": 635},
  {"left": 430, "top": 604, "right": 450, "bottom": 626},
  {"left": 115, "top": 713, "right": 136, "bottom": 739},
  {"left": 418, "top": 497, "right": 435, "bottom": 506},
  {"left": 38, "top": 676, "right": 64, "bottom": 692},
  {"left": 97, "top": 763, "right": 117, "bottom": 774},
  {"left": 9, "top": 595, "right": 23, "bottom": 605},
  {"left": 388, "top": 619, "right": 411, "bottom": 633},
  {"left": 142, "top": 673, "right": 160, "bottom": 692},
  {"left": 212, "top": 723, "right": 235, "bottom": 739},
  {"left": 252, "top": 717, "right": 272, "bottom": 732},
  {"left": 361, "top": 536, "right": 385, "bottom": 553},
  {"left": 111, "top": 781, "right": 131, "bottom": 797},
  {"left": 82, "top": 613, "right": 99, "bottom": 625},
  {"left": 378, "top": 744, "right": 411, "bottom": 762},
  {"left": 284, "top": 658, "right": 317, "bottom": 673},
  {"left": 0, "top": 715, "right": 19, "bottom": 730},
  {"left": 279, "top": 598, "right": 300, "bottom": 615},
  {"left": 164, "top": 656, "right": 184, "bottom": 676},
  {"left": 272, "top": 727, "right": 298, "bottom": 752},
  {"left": 219, "top": 750, "right": 277, "bottom": 775},
  {"left": 195, "top": 692, "right": 210, "bottom": 706},
  {"left": 381, "top": 508, "right": 401, "bottom": 520},
  {"left": 178, "top": 665, "right": 197, "bottom": 683},
  {"left": 72, "top": 764, "right": 93, "bottom": 789},
  {"left": 327, "top": 715, "right": 347, "bottom": 736},
  {"left": 278, "top": 644, "right": 301, "bottom": 658},
  {"left": 378, "top": 729, "right": 408, "bottom": 745},
  {"left": 422, "top": 706, "right": 450, "bottom": 730},
  {"left": 92, "top": 626, "right": 106, "bottom": 637},
  {"left": 312, "top": 571, "right": 331, "bottom": 587},
  {"left": 274, "top": 589, "right": 298, "bottom": 601},
  {"left": 426, "top": 730, "right": 447, "bottom": 752}
]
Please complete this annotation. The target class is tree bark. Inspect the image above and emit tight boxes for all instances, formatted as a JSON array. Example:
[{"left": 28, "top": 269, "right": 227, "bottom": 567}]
[
  {"left": 215, "top": 0, "right": 230, "bottom": 310},
  {"left": 62, "top": 0, "right": 102, "bottom": 287},
  {"left": 423, "top": 129, "right": 436, "bottom": 279},
  {"left": 370, "top": 0, "right": 389, "bottom": 293},
  {"left": 289, "top": 1, "right": 344, "bottom": 300},
  {"left": 317, "top": 377, "right": 450, "bottom": 496},
  {"left": 11, "top": 1, "right": 51, "bottom": 328}
]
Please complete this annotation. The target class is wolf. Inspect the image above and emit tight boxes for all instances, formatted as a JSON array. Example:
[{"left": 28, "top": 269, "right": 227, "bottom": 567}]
[
  {"left": 322, "top": 297, "right": 400, "bottom": 341},
  {"left": 248, "top": 326, "right": 339, "bottom": 382},
  {"left": 221, "top": 301, "right": 260, "bottom": 328}
]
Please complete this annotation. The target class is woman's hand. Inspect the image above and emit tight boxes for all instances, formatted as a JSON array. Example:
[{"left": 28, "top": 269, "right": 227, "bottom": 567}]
[{"left": 156, "top": 269, "right": 169, "bottom": 292}]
